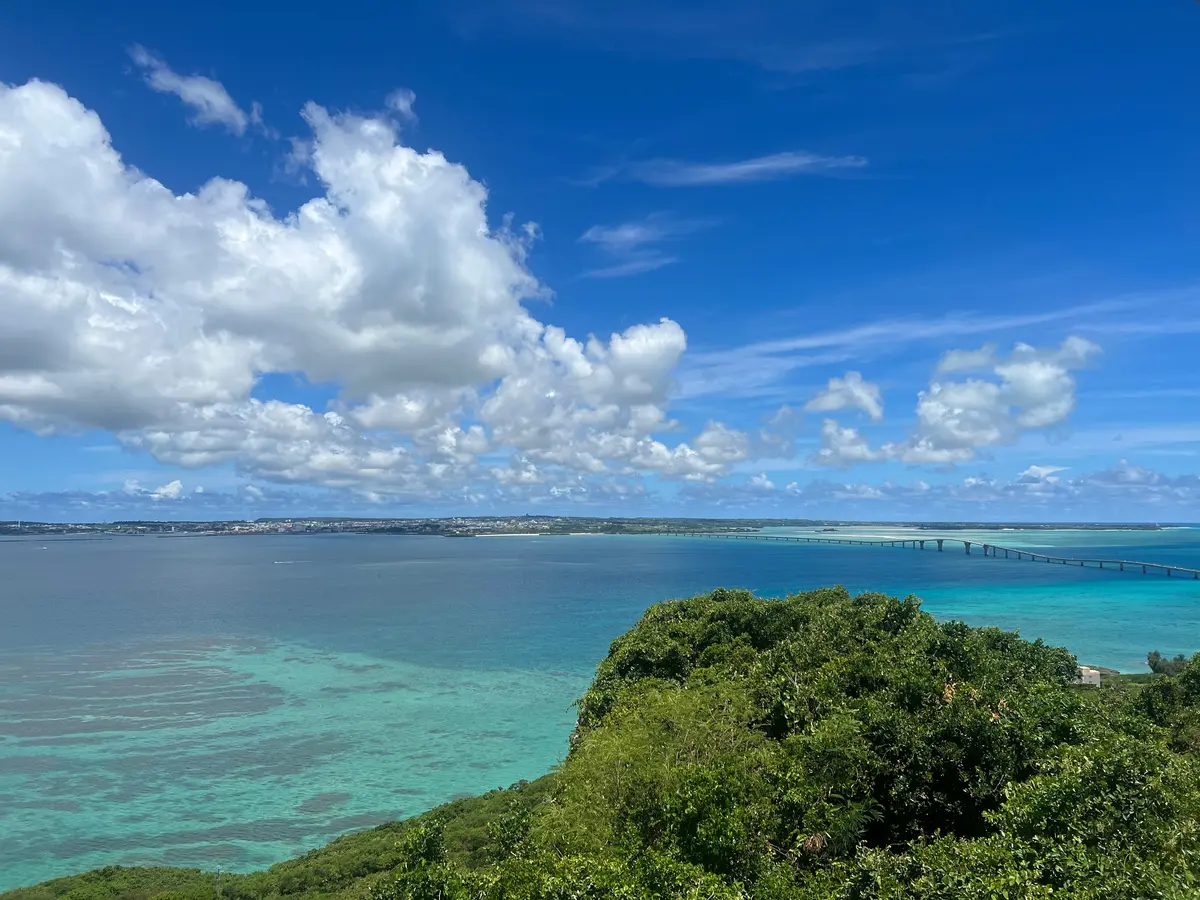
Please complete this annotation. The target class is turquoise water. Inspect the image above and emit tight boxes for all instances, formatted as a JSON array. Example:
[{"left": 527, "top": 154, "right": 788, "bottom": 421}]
[{"left": 1, "top": 530, "right": 1198, "bottom": 889}]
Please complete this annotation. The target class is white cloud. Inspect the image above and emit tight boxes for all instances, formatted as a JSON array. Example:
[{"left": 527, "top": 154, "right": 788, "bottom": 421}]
[
  {"left": 579, "top": 219, "right": 675, "bottom": 252},
  {"left": 812, "top": 418, "right": 886, "bottom": 467},
  {"left": 610, "top": 151, "right": 867, "bottom": 186},
  {"left": 11, "top": 458, "right": 1200, "bottom": 520},
  {"left": 128, "top": 46, "right": 254, "bottom": 135},
  {"left": 804, "top": 371, "right": 883, "bottom": 421},
  {"left": 1018, "top": 464, "right": 1067, "bottom": 483},
  {"left": 152, "top": 479, "right": 184, "bottom": 501},
  {"left": 0, "top": 79, "right": 747, "bottom": 499},
  {"left": 677, "top": 461, "right": 1200, "bottom": 517},
  {"left": 479, "top": 324, "right": 750, "bottom": 482},
  {"left": 691, "top": 421, "right": 751, "bottom": 467},
  {"left": 936, "top": 344, "right": 996, "bottom": 373},
  {"left": 897, "top": 337, "right": 1099, "bottom": 463},
  {"left": 805, "top": 338, "right": 1100, "bottom": 468},
  {"left": 384, "top": 88, "right": 417, "bottom": 121},
  {"left": 680, "top": 302, "right": 1131, "bottom": 401},
  {"left": 748, "top": 472, "right": 775, "bottom": 490},
  {"left": 581, "top": 257, "right": 678, "bottom": 279},
  {"left": 120, "top": 477, "right": 184, "bottom": 500},
  {"left": 578, "top": 214, "right": 712, "bottom": 278}
]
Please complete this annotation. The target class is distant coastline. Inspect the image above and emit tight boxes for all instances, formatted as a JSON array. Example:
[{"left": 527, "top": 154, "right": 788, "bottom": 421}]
[{"left": 1, "top": 516, "right": 1186, "bottom": 540}]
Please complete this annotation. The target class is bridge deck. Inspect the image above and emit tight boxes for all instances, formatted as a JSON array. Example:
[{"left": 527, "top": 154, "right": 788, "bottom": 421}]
[{"left": 665, "top": 532, "right": 1200, "bottom": 579}]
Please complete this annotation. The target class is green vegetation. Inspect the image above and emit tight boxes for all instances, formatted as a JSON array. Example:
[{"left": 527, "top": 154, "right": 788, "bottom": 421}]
[
  {"left": 1150, "top": 650, "right": 1191, "bottom": 677},
  {"left": 7, "top": 586, "right": 1200, "bottom": 899},
  {"left": 1, "top": 781, "right": 557, "bottom": 900}
]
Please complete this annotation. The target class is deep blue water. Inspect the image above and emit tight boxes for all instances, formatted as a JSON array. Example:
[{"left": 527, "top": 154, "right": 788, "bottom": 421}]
[{"left": 1, "top": 530, "right": 1198, "bottom": 889}]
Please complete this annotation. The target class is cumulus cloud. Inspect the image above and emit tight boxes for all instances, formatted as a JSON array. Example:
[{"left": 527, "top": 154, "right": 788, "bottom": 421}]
[
  {"left": 128, "top": 46, "right": 257, "bottom": 135},
  {"left": 1018, "top": 464, "right": 1068, "bottom": 483},
  {"left": 809, "top": 338, "right": 1100, "bottom": 468},
  {"left": 0, "top": 79, "right": 748, "bottom": 500},
  {"left": 804, "top": 371, "right": 883, "bottom": 421},
  {"left": 812, "top": 419, "right": 886, "bottom": 467},
  {"left": 152, "top": 479, "right": 184, "bottom": 501},
  {"left": 121, "top": 478, "right": 185, "bottom": 501},
  {"left": 748, "top": 472, "right": 775, "bottom": 490},
  {"left": 936, "top": 344, "right": 996, "bottom": 373},
  {"left": 897, "top": 336, "right": 1100, "bottom": 464}
]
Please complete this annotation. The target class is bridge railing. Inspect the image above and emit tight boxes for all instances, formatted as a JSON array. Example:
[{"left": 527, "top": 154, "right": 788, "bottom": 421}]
[{"left": 663, "top": 532, "right": 1200, "bottom": 579}]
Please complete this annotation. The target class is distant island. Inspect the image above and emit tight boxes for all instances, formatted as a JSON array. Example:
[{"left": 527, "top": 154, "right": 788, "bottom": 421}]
[{"left": 0, "top": 516, "right": 1175, "bottom": 538}]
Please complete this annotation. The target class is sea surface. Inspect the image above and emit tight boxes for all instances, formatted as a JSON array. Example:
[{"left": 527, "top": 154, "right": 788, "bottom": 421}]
[{"left": 2, "top": 528, "right": 1199, "bottom": 889}]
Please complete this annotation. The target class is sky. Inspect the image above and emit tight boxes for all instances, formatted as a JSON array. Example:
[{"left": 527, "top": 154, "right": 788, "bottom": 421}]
[{"left": 0, "top": 0, "right": 1198, "bottom": 522}]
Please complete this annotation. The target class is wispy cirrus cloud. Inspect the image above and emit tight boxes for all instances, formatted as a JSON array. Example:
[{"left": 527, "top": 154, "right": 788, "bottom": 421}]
[
  {"left": 578, "top": 213, "right": 715, "bottom": 278},
  {"left": 587, "top": 151, "right": 867, "bottom": 188},
  {"left": 678, "top": 295, "right": 1160, "bottom": 401},
  {"left": 129, "top": 45, "right": 261, "bottom": 135},
  {"left": 581, "top": 257, "right": 678, "bottom": 279},
  {"left": 449, "top": 0, "right": 1003, "bottom": 77}
]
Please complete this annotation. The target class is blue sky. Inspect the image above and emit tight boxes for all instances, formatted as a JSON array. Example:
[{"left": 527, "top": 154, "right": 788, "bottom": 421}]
[{"left": 0, "top": 0, "right": 1197, "bottom": 521}]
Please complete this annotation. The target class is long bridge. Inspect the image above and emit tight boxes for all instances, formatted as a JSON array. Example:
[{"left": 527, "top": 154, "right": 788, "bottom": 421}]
[{"left": 666, "top": 532, "right": 1200, "bottom": 580}]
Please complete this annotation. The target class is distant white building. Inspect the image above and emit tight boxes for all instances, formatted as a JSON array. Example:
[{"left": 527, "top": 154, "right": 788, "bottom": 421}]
[{"left": 1077, "top": 666, "right": 1102, "bottom": 686}]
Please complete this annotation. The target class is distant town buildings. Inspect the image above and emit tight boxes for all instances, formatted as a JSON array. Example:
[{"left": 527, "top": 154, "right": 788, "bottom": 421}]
[{"left": 0, "top": 516, "right": 746, "bottom": 538}]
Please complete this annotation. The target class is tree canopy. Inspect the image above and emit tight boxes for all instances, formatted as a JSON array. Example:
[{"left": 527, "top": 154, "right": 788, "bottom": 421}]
[{"left": 1149, "top": 650, "right": 1190, "bottom": 678}]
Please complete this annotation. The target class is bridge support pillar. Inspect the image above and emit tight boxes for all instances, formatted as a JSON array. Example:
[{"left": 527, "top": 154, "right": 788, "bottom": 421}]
[
  {"left": 919, "top": 540, "right": 925, "bottom": 550},
  {"left": 964, "top": 541, "right": 971, "bottom": 554},
  {"left": 937, "top": 539, "right": 943, "bottom": 552}
]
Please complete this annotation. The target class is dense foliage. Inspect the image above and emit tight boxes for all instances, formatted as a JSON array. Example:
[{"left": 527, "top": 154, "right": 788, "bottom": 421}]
[
  {"left": 1149, "top": 651, "right": 1190, "bottom": 677},
  {"left": 7, "top": 587, "right": 1200, "bottom": 899}
]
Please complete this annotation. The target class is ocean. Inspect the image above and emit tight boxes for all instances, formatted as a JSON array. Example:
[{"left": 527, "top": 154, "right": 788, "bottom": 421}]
[{"left": 1, "top": 528, "right": 1198, "bottom": 889}]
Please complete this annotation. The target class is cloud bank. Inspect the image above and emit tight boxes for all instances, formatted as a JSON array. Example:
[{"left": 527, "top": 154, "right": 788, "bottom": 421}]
[{"left": 0, "top": 79, "right": 751, "bottom": 504}]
